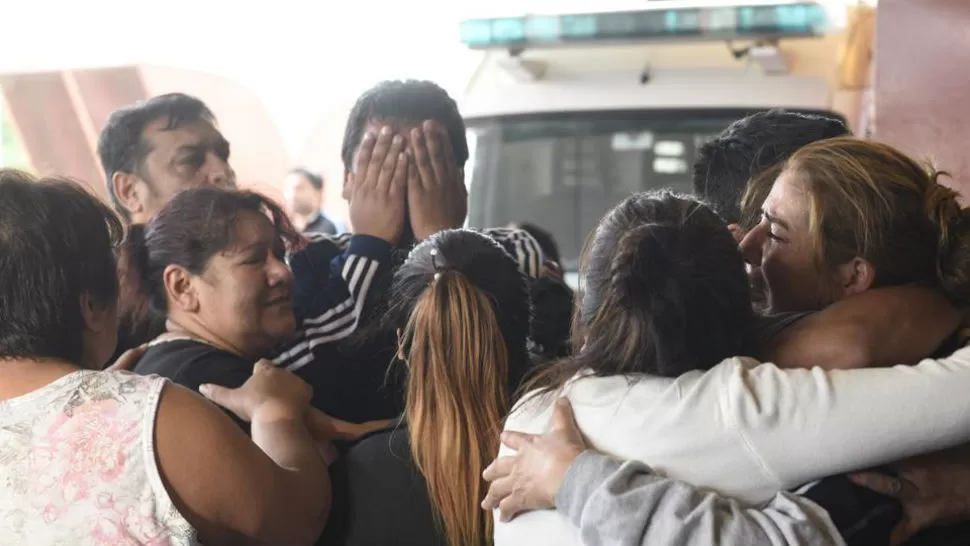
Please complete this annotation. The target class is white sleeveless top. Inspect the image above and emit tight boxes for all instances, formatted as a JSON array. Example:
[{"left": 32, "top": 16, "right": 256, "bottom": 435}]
[{"left": 0, "top": 370, "right": 199, "bottom": 545}]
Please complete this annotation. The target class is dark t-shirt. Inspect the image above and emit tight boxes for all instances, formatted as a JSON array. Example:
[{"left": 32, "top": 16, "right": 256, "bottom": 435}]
[
  {"left": 319, "top": 422, "right": 449, "bottom": 546},
  {"left": 744, "top": 311, "right": 812, "bottom": 355},
  {"left": 133, "top": 338, "right": 252, "bottom": 433}
]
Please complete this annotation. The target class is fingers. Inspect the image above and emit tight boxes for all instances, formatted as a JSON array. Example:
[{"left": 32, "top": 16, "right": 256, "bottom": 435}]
[
  {"left": 431, "top": 120, "right": 460, "bottom": 183},
  {"left": 198, "top": 383, "right": 237, "bottom": 412},
  {"left": 388, "top": 152, "right": 408, "bottom": 200},
  {"left": 362, "top": 127, "right": 393, "bottom": 189},
  {"left": 481, "top": 476, "right": 514, "bottom": 511},
  {"left": 412, "top": 127, "right": 435, "bottom": 190},
  {"left": 424, "top": 120, "right": 450, "bottom": 189},
  {"left": 353, "top": 132, "right": 376, "bottom": 191},
  {"left": 406, "top": 158, "right": 420, "bottom": 196},
  {"left": 377, "top": 135, "right": 405, "bottom": 194},
  {"left": 498, "top": 495, "right": 526, "bottom": 522},
  {"left": 105, "top": 343, "right": 147, "bottom": 372},
  {"left": 551, "top": 398, "right": 579, "bottom": 433},
  {"left": 501, "top": 430, "right": 537, "bottom": 451},
  {"left": 319, "top": 440, "right": 341, "bottom": 467},
  {"left": 253, "top": 359, "right": 274, "bottom": 374},
  {"left": 483, "top": 455, "right": 515, "bottom": 482},
  {"left": 848, "top": 471, "right": 914, "bottom": 500},
  {"left": 889, "top": 518, "right": 920, "bottom": 546},
  {"left": 326, "top": 416, "right": 395, "bottom": 441}
]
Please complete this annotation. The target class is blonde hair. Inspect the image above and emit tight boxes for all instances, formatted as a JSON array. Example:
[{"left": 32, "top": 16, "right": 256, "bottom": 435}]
[
  {"left": 783, "top": 137, "right": 970, "bottom": 301},
  {"left": 403, "top": 271, "right": 509, "bottom": 546},
  {"left": 739, "top": 162, "right": 784, "bottom": 232}
]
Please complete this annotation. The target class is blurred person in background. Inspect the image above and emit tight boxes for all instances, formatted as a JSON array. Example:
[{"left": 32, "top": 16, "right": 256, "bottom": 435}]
[
  {"left": 0, "top": 170, "right": 329, "bottom": 546},
  {"left": 284, "top": 168, "right": 347, "bottom": 235}
]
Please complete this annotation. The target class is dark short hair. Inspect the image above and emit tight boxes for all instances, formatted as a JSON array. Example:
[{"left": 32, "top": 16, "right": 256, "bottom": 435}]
[
  {"left": 289, "top": 167, "right": 324, "bottom": 191},
  {"left": 117, "top": 187, "right": 304, "bottom": 322},
  {"left": 97, "top": 93, "right": 216, "bottom": 219},
  {"left": 693, "top": 109, "right": 849, "bottom": 224},
  {"left": 340, "top": 80, "right": 468, "bottom": 172},
  {"left": 0, "top": 169, "right": 123, "bottom": 362}
]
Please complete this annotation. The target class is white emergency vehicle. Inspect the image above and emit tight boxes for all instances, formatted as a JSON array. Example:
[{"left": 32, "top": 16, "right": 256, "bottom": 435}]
[{"left": 458, "top": 0, "right": 875, "bottom": 281}]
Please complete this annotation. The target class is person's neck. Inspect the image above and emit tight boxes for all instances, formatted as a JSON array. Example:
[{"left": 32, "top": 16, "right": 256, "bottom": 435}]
[
  {"left": 162, "top": 319, "right": 261, "bottom": 361},
  {"left": 0, "top": 357, "right": 82, "bottom": 401}
]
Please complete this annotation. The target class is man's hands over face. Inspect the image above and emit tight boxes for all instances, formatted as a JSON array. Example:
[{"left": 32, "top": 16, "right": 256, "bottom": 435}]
[
  {"left": 407, "top": 121, "right": 468, "bottom": 241},
  {"left": 346, "top": 121, "right": 467, "bottom": 245},
  {"left": 346, "top": 127, "right": 409, "bottom": 245}
]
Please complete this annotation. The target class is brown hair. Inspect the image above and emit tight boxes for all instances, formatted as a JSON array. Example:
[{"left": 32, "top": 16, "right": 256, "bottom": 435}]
[
  {"left": 390, "top": 229, "right": 531, "bottom": 546},
  {"left": 525, "top": 191, "right": 753, "bottom": 399},
  {"left": 117, "top": 187, "right": 304, "bottom": 345},
  {"left": 783, "top": 137, "right": 970, "bottom": 303},
  {"left": 739, "top": 162, "right": 784, "bottom": 232},
  {"left": 0, "top": 169, "right": 123, "bottom": 363}
]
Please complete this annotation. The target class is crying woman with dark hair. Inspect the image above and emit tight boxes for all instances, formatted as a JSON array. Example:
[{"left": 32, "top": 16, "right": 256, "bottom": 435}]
[
  {"left": 494, "top": 189, "right": 970, "bottom": 546},
  {"left": 119, "top": 188, "right": 303, "bottom": 428},
  {"left": 119, "top": 187, "right": 388, "bottom": 441}
]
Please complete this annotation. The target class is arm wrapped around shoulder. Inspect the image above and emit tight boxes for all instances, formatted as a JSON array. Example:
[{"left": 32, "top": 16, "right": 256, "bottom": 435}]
[{"left": 759, "top": 285, "right": 960, "bottom": 370}]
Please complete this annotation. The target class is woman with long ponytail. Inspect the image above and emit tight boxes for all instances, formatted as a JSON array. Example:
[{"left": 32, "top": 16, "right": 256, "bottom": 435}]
[{"left": 320, "top": 228, "right": 534, "bottom": 546}]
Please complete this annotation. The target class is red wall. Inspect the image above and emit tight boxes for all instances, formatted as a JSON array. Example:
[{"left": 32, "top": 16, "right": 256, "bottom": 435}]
[{"left": 874, "top": 0, "right": 970, "bottom": 198}]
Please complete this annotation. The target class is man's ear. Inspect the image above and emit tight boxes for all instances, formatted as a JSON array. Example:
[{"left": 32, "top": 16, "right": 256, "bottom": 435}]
[
  {"left": 111, "top": 171, "right": 148, "bottom": 221},
  {"left": 79, "top": 292, "right": 115, "bottom": 334},
  {"left": 836, "top": 257, "right": 876, "bottom": 298},
  {"left": 162, "top": 264, "right": 200, "bottom": 313}
]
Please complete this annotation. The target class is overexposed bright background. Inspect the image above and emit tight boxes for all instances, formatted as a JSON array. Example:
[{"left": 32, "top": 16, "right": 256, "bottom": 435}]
[{"left": 1, "top": 0, "right": 874, "bottom": 157}]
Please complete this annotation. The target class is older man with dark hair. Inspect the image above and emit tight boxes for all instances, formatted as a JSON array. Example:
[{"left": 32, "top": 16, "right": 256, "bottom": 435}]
[{"left": 98, "top": 93, "right": 235, "bottom": 224}]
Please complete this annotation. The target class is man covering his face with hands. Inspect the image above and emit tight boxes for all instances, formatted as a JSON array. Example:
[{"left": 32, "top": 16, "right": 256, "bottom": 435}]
[{"left": 276, "top": 80, "right": 529, "bottom": 425}]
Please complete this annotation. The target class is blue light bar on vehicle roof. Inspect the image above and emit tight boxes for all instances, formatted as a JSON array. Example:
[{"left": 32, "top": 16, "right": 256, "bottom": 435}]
[{"left": 459, "top": 2, "right": 829, "bottom": 49}]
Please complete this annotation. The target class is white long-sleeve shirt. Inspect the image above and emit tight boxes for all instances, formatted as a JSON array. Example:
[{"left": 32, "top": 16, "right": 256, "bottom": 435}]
[{"left": 495, "top": 347, "right": 970, "bottom": 545}]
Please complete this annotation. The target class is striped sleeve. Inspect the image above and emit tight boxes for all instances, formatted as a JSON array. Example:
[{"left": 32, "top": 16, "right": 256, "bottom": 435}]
[
  {"left": 274, "top": 233, "right": 392, "bottom": 371},
  {"left": 482, "top": 227, "right": 545, "bottom": 279}
]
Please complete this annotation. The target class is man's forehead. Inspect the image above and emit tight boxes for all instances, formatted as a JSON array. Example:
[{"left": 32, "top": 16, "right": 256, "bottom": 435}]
[{"left": 142, "top": 116, "right": 226, "bottom": 152}]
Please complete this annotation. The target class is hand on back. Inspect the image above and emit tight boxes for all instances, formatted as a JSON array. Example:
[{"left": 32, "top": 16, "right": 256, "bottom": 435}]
[
  {"left": 200, "top": 359, "right": 312, "bottom": 423},
  {"left": 851, "top": 443, "right": 970, "bottom": 545},
  {"left": 104, "top": 344, "right": 147, "bottom": 372},
  {"left": 481, "top": 398, "right": 587, "bottom": 522}
]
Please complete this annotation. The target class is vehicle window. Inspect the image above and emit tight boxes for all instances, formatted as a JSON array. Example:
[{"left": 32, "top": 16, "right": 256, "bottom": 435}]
[{"left": 465, "top": 109, "right": 843, "bottom": 274}]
